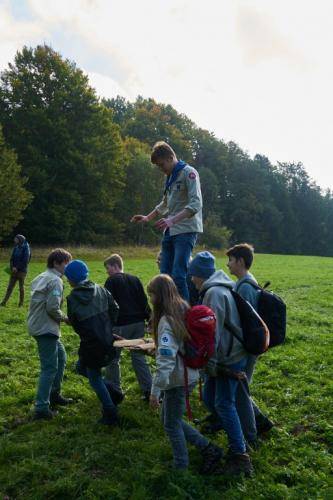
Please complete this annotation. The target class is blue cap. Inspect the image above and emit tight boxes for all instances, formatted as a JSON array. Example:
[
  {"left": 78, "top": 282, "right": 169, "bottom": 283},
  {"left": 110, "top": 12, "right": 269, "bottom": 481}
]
[
  {"left": 189, "top": 251, "right": 216, "bottom": 280},
  {"left": 64, "top": 260, "right": 89, "bottom": 284}
]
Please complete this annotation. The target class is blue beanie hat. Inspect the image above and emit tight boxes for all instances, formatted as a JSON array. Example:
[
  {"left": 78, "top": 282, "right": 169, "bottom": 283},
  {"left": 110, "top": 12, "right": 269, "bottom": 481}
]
[
  {"left": 64, "top": 260, "right": 89, "bottom": 284},
  {"left": 189, "top": 251, "right": 216, "bottom": 280}
]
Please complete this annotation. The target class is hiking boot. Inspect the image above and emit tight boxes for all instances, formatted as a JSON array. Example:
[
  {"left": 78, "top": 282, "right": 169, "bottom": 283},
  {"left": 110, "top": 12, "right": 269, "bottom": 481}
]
[
  {"left": 224, "top": 452, "right": 253, "bottom": 477},
  {"left": 33, "top": 409, "right": 58, "bottom": 421},
  {"left": 200, "top": 443, "right": 224, "bottom": 475},
  {"left": 50, "top": 392, "right": 74, "bottom": 406},
  {"left": 105, "top": 384, "right": 125, "bottom": 405},
  {"left": 194, "top": 413, "right": 217, "bottom": 426},
  {"left": 246, "top": 438, "right": 260, "bottom": 452},
  {"left": 98, "top": 408, "right": 119, "bottom": 426},
  {"left": 201, "top": 419, "right": 224, "bottom": 435},
  {"left": 256, "top": 414, "right": 274, "bottom": 435}
]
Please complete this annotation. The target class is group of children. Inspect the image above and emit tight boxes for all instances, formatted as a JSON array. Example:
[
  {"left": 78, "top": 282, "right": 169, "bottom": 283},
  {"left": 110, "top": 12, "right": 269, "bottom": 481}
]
[{"left": 24, "top": 243, "right": 274, "bottom": 477}]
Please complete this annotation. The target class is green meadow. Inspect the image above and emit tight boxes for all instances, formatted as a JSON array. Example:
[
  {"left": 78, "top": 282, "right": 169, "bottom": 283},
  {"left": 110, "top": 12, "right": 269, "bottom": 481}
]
[{"left": 0, "top": 252, "right": 332, "bottom": 499}]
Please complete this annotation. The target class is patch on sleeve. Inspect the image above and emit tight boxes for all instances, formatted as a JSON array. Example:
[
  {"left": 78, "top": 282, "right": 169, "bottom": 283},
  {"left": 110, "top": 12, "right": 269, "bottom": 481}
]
[
  {"left": 52, "top": 289, "right": 61, "bottom": 297},
  {"left": 159, "top": 347, "right": 173, "bottom": 357},
  {"left": 161, "top": 333, "right": 171, "bottom": 345},
  {"left": 188, "top": 172, "right": 196, "bottom": 180}
]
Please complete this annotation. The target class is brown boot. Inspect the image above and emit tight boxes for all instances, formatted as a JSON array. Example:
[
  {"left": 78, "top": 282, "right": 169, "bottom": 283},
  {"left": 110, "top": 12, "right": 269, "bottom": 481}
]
[{"left": 224, "top": 452, "right": 254, "bottom": 477}]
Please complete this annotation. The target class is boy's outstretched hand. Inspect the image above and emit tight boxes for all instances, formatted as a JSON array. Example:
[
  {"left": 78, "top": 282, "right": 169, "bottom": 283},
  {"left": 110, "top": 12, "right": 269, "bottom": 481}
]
[
  {"left": 149, "top": 394, "right": 160, "bottom": 410},
  {"left": 130, "top": 215, "right": 148, "bottom": 223}
]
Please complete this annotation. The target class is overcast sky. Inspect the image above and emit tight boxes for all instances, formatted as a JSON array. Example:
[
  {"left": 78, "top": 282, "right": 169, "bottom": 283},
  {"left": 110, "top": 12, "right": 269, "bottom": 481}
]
[{"left": 1, "top": 0, "right": 332, "bottom": 190}]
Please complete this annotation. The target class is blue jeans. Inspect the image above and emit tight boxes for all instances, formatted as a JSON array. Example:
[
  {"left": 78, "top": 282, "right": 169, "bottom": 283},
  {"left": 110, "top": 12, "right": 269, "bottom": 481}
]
[
  {"left": 236, "top": 354, "right": 262, "bottom": 442},
  {"left": 105, "top": 322, "right": 152, "bottom": 393},
  {"left": 160, "top": 230, "right": 197, "bottom": 301},
  {"left": 35, "top": 334, "right": 67, "bottom": 412},
  {"left": 76, "top": 360, "right": 116, "bottom": 413},
  {"left": 203, "top": 358, "right": 247, "bottom": 454},
  {"left": 161, "top": 385, "right": 209, "bottom": 469}
]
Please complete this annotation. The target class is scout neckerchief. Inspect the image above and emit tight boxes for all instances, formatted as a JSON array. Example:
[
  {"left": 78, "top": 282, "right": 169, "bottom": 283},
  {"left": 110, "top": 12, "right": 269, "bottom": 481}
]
[{"left": 164, "top": 160, "right": 187, "bottom": 194}]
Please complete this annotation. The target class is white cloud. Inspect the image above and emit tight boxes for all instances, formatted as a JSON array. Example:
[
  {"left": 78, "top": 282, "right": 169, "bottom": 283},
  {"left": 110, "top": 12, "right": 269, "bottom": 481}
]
[
  {"left": 0, "top": 2, "right": 47, "bottom": 69},
  {"left": 87, "top": 71, "right": 131, "bottom": 100}
]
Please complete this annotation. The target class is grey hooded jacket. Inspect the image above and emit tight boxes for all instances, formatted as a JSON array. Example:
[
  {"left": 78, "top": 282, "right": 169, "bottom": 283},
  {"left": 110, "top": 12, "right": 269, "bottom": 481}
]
[
  {"left": 200, "top": 270, "right": 247, "bottom": 367},
  {"left": 27, "top": 269, "right": 66, "bottom": 337}
]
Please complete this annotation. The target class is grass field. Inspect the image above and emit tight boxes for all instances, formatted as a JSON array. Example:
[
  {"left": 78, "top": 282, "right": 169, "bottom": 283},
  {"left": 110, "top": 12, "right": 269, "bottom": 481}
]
[{"left": 0, "top": 253, "right": 332, "bottom": 499}]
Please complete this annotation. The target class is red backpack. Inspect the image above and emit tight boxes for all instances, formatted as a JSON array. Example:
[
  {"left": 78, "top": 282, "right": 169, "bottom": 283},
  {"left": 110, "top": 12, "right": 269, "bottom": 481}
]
[
  {"left": 181, "top": 305, "right": 216, "bottom": 419},
  {"left": 183, "top": 305, "right": 216, "bottom": 368}
]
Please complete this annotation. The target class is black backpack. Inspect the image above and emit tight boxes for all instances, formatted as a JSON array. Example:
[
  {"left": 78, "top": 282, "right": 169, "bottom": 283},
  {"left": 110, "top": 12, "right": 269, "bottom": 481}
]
[
  {"left": 200, "top": 286, "right": 270, "bottom": 356},
  {"left": 237, "top": 280, "right": 287, "bottom": 348}
]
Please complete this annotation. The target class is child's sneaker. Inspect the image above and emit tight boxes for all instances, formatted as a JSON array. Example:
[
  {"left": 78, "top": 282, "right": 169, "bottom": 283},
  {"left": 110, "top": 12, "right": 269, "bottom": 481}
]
[
  {"left": 33, "top": 409, "right": 58, "bottom": 421},
  {"left": 98, "top": 408, "right": 119, "bottom": 426},
  {"left": 50, "top": 392, "right": 74, "bottom": 406},
  {"left": 255, "top": 414, "right": 274, "bottom": 435},
  {"left": 105, "top": 383, "right": 125, "bottom": 405},
  {"left": 200, "top": 443, "right": 224, "bottom": 474},
  {"left": 224, "top": 452, "right": 253, "bottom": 477}
]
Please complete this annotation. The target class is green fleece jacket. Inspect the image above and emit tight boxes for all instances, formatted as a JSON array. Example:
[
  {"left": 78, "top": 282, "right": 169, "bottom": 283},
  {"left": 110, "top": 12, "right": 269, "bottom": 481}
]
[{"left": 27, "top": 268, "right": 66, "bottom": 337}]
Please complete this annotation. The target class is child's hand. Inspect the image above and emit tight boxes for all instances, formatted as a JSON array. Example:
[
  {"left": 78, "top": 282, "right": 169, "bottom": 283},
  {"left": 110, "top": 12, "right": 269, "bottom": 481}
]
[
  {"left": 130, "top": 215, "right": 149, "bottom": 223},
  {"left": 149, "top": 394, "right": 160, "bottom": 410},
  {"left": 113, "top": 333, "right": 125, "bottom": 341}
]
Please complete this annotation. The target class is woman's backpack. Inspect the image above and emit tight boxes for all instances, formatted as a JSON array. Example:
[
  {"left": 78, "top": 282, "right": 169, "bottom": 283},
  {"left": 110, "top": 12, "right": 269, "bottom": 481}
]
[
  {"left": 180, "top": 305, "right": 216, "bottom": 420},
  {"left": 183, "top": 305, "right": 216, "bottom": 368}
]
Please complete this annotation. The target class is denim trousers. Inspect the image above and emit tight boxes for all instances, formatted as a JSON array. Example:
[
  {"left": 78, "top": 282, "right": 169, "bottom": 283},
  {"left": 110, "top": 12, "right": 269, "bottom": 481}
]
[
  {"left": 161, "top": 385, "right": 209, "bottom": 469},
  {"left": 104, "top": 322, "right": 152, "bottom": 393},
  {"left": 236, "top": 354, "right": 264, "bottom": 442},
  {"left": 76, "top": 360, "right": 116, "bottom": 413},
  {"left": 34, "top": 334, "right": 66, "bottom": 412},
  {"left": 160, "top": 230, "right": 197, "bottom": 301},
  {"left": 203, "top": 358, "right": 247, "bottom": 454}
]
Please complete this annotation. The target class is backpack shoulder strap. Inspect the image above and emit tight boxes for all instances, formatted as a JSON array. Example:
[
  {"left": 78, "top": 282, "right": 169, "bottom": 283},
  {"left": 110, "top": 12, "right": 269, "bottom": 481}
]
[
  {"left": 235, "top": 279, "right": 261, "bottom": 293},
  {"left": 199, "top": 284, "right": 244, "bottom": 353}
]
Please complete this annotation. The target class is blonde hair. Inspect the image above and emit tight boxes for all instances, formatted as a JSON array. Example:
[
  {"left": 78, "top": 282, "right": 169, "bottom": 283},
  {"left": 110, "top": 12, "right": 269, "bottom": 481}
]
[
  {"left": 151, "top": 141, "right": 176, "bottom": 164},
  {"left": 147, "top": 274, "right": 189, "bottom": 343}
]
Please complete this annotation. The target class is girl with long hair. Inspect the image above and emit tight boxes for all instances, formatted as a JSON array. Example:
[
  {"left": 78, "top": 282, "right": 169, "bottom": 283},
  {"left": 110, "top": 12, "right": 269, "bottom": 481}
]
[{"left": 147, "top": 274, "right": 222, "bottom": 473}]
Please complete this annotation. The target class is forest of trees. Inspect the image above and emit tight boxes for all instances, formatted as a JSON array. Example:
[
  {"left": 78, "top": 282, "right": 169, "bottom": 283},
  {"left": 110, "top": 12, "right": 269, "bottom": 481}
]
[{"left": 1, "top": 45, "right": 333, "bottom": 256}]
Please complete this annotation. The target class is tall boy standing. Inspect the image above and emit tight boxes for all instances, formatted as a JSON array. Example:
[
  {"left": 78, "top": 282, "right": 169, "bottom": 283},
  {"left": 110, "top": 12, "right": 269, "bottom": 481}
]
[
  {"left": 131, "top": 141, "right": 203, "bottom": 301},
  {"left": 189, "top": 251, "right": 253, "bottom": 476},
  {"left": 226, "top": 243, "right": 274, "bottom": 437},
  {"left": 104, "top": 254, "right": 152, "bottom": 400},
  {"left": 28, "top": 249, "right": 73, "bottom": 420}
]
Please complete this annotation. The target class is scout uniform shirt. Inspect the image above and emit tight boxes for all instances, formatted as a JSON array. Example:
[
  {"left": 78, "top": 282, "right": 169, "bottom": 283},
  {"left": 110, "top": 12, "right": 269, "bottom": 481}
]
[{"left": 154, "top": 164, "right": 203, "bottom": 236}]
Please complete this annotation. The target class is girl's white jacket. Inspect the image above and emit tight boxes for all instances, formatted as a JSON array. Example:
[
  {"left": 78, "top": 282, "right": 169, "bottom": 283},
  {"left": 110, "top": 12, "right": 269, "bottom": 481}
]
[{"left": 151, "top": 315, "right": 199, "bottom": 398}]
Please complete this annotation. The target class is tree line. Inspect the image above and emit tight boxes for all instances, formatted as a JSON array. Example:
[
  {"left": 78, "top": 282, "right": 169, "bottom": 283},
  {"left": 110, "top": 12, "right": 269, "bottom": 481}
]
[{"left": 1, "top": 45, "right": 333, "bottom": 256}]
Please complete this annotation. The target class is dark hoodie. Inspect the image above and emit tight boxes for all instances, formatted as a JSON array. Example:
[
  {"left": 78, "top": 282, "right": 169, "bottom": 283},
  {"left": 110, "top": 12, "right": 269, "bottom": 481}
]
[
  {"left": 67, "top": 281, "right": 119, "bottom": 368},
  {"left": 11, "top": 235, "right": 31, "bottom": 272}
]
